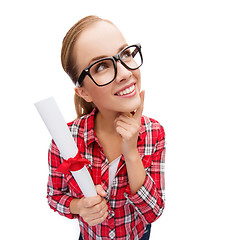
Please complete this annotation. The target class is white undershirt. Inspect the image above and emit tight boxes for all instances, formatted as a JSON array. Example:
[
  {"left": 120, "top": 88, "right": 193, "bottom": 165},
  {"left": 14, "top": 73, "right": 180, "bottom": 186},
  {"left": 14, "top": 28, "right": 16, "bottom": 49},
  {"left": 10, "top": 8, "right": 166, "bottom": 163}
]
[{"left": 108, "top": 156, "right": 121, "bottom": 193}]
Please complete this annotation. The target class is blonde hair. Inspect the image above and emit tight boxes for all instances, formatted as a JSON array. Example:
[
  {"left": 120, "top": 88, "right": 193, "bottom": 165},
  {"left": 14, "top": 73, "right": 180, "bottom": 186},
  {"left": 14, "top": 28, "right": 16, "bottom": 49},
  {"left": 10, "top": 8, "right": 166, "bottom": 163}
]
[{"left": 61, "top": 15, "right": 112, "bottom": 118}]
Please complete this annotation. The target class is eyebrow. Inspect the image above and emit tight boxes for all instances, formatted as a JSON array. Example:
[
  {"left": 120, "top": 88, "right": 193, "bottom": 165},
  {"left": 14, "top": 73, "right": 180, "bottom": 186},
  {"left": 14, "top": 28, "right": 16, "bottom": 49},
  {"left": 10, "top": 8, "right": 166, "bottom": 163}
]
[{"left": 89, "top": 44, "right": 128, "bottom": 65}]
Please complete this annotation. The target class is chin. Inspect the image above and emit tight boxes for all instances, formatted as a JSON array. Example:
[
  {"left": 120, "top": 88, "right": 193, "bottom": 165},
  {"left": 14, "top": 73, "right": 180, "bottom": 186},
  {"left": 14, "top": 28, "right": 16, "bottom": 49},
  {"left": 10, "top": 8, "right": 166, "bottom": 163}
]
[{"left": 118, "top": 99, "right": 141, "bottom": 113}]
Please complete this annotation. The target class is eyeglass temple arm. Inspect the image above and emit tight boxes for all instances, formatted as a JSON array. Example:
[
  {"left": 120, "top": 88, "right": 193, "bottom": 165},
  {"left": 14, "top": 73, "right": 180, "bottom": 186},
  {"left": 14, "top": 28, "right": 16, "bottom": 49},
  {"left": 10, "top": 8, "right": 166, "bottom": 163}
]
[
  {"left": 76, "top": 70, "right": 86, "bottom": 86},
  {"left": 132, "top": 48, "right": 139, "bottom": 58}
]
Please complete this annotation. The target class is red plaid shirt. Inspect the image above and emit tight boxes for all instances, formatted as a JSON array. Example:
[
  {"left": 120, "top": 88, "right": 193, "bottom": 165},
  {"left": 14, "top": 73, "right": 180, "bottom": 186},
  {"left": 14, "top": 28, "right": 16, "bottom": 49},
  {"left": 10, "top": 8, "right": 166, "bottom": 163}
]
[{"left": 47, "top": 108, "right": 165, "bottom": 240}]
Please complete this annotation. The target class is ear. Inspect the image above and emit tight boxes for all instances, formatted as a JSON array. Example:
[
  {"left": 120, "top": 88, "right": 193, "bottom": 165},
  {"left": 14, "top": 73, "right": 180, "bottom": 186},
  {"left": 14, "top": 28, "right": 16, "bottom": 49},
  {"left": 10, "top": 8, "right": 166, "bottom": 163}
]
[{"left": 74, "top": 87, "right": 93, "bottom": 103}]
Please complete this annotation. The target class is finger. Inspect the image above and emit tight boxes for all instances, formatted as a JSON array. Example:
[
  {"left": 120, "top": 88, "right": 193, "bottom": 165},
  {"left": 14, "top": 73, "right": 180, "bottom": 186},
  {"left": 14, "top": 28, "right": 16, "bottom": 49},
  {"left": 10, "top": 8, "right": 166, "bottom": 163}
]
[
  {"left": 115, "top": 126, "right": 129, "bottom": 139},
  {"left": 84, "top": 210, "right": 106, "bottom": 226},
  {"left": 116, "top": 121, "right": 137, "bottom": 135},
  {"left": 95, "top": 184, "right": 107, "bottom": 197},
  {"left": 83, "top": 195, "right": 102, "bottom": 208},
  {"left": 85, "top": 199, "right": 108, "bottom": 215},
  {"left": 88, "top": 210, "right": 108, "bottom": 226},
  {"left": 115, "top": 115, "right": 136, "bottom": 127},
  {"left": 133, "top": 90, "right": 145, "bottom": 121},
  {"left": 115, "top": 115, "right": 128, "bottom": 131}
]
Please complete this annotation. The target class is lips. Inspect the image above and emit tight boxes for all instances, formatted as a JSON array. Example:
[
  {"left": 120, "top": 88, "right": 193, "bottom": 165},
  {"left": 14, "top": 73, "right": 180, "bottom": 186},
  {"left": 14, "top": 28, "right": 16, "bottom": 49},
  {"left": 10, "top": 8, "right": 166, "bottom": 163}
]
[{"left": 115, "top": 83, "right": 136, "bottom": 96}]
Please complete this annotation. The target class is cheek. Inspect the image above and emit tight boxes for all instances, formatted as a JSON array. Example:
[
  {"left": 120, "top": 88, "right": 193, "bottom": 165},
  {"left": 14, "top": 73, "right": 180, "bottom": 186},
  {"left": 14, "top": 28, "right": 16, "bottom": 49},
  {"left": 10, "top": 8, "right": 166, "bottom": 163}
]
[
  {"left": 134, "top": 69, "right": 141, "bottom": 90},
  {"left": 87, "top": 85, "right": 109, "bottom": 106}
]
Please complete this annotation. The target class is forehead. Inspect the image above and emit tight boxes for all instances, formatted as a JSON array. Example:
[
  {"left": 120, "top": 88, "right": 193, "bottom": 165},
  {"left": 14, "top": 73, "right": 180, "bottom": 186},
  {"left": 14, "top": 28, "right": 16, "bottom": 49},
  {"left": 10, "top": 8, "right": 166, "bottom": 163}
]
[{"left": 73, "top": 21, "right": 127, "bottom": 67}]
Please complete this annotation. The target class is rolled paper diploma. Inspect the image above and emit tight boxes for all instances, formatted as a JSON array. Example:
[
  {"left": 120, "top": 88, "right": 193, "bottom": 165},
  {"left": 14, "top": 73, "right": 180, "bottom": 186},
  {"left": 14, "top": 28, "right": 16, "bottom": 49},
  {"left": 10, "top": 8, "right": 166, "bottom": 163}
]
[{"left": 34, "top": 97, "right": 97, "bottom": 198}]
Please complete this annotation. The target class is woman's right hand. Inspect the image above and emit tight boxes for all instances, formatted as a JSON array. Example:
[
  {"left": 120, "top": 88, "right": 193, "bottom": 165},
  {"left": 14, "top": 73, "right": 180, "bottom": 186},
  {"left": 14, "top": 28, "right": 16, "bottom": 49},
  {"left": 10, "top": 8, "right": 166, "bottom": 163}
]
[{"left": 70, "top": 185, "right": 108, "bottom": 226}]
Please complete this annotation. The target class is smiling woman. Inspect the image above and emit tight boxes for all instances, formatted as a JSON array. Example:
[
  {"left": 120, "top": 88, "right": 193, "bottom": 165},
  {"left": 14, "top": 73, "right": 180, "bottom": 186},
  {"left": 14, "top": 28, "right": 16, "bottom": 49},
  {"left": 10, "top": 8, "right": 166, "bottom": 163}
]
[
  {"left": 73, "top": 21, "right": 142, "bottom": 116},
  {"left": 48, "top": 15, "right": 166, "bottom": 240}
]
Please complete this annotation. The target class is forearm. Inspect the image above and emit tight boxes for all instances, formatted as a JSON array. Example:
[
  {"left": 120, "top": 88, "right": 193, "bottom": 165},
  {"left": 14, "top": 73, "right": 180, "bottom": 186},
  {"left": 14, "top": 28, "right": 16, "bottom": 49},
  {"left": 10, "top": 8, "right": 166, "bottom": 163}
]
[{"left": 124, "top": 149, "right": 146, "bottom": 195}]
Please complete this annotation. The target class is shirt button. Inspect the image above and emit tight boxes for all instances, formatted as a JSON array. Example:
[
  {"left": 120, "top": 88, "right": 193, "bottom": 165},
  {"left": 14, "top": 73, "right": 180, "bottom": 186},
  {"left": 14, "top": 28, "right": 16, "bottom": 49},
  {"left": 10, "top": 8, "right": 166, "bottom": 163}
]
[
  {"left": 108, "top": 210, "right": 114, "bottom": 217},
  {"left": 109, "top": 229, "right": 115, "bottom": 239}
]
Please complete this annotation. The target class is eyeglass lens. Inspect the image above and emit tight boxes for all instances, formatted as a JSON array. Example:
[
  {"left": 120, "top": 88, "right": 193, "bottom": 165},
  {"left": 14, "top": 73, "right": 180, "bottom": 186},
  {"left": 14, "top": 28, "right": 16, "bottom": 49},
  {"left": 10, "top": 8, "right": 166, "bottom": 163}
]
[{"left": 89, "top": 45, "right": 142, "bottom": 86}]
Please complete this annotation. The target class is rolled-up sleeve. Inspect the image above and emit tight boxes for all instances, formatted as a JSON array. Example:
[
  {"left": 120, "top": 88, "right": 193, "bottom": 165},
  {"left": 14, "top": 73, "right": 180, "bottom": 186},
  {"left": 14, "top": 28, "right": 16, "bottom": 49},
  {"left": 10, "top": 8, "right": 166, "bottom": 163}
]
[
  {"left": 124, "top": 125, "right": 166, "bottom": 224},
  {"left": 47, "top": 141, "right": 77, "bottom": 219}
]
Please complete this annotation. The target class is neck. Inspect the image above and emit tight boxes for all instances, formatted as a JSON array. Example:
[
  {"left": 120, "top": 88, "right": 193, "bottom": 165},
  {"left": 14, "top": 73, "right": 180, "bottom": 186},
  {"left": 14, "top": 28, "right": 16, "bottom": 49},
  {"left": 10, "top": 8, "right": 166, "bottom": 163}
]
[{"left": 95, "top": 110, "right": 118, "bottom": 135}]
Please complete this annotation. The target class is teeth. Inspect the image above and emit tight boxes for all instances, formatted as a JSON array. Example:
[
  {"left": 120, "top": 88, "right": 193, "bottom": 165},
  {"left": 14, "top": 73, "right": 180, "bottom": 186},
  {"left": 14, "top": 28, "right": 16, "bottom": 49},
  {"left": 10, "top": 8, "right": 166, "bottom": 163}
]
[{"left": 117, "top": 85, "right": 135, "bottom": 96}]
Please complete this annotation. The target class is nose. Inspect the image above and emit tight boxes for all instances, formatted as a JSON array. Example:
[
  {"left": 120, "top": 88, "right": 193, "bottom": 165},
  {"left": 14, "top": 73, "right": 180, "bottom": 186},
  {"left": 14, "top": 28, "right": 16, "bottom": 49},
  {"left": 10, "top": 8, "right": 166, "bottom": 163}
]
[{"left": 115, "top": 61, "right": 132, "bottom": 83}]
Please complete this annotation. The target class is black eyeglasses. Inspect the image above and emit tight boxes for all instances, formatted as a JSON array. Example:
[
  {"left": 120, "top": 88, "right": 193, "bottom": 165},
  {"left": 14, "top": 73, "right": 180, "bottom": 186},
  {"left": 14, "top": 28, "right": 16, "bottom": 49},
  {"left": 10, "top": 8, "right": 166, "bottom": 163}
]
[{"left": 75, "top": 43, "right": 143, "bottom": 87}]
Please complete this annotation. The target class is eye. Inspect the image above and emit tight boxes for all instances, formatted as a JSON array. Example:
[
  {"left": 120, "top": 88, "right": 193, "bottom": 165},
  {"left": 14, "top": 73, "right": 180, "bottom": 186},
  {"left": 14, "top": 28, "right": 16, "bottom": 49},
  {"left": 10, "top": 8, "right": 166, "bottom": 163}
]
[
  {"left": 94, "top": 61, "right": 110, "bottom": 73},
  {"left": 96, "top": 63, "right": 106, "bottom": 72},
  {"left": 121, "top": 49, "right": 132, "bottom": 60}
]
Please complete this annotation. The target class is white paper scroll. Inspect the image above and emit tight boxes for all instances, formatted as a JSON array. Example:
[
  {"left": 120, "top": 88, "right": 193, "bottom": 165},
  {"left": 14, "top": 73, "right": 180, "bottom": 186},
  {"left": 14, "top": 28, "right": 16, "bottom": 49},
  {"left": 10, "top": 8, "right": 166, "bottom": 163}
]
[{"left": 35, "top": 97, "right": 97, "bottom": 198}]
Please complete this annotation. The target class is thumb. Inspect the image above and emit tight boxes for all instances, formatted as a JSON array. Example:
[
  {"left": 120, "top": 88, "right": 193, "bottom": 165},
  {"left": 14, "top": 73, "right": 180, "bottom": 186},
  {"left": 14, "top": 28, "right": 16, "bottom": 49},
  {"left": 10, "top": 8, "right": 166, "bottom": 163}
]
[
  {"left": 133, "top": 90, "right": 145, "bottom": 121},
  {"left": 95, "top": 184, "right": 107, "bottom": 197}
]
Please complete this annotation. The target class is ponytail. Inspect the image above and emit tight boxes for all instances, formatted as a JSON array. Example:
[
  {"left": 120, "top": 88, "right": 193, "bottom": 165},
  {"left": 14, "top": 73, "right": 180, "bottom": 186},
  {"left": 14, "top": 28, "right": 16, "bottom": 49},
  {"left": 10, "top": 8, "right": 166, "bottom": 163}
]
[{"left": 74, "top": 93, "right": 95, "bottom": 119}]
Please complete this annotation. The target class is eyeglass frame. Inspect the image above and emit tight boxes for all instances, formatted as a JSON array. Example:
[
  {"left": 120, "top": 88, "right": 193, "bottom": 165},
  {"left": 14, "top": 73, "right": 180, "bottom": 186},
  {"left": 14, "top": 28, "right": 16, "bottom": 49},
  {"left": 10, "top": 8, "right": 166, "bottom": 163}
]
[{"left": 75, "top": 43, "right": 143, "bottom": 87}]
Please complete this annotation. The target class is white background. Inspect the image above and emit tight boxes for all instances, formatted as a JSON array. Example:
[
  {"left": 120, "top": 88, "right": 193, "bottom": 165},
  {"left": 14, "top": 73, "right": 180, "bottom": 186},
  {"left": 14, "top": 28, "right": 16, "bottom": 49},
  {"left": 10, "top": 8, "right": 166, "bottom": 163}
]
[{"left": 1, "top": 0, "right": 233, "bottom": 239}]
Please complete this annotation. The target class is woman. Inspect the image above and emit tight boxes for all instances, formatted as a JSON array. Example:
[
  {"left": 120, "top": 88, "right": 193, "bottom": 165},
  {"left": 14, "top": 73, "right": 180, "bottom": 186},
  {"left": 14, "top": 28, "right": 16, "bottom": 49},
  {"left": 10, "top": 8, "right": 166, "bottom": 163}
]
[{"left": 47, "top": 15, "right": 165, "bottom": 240}]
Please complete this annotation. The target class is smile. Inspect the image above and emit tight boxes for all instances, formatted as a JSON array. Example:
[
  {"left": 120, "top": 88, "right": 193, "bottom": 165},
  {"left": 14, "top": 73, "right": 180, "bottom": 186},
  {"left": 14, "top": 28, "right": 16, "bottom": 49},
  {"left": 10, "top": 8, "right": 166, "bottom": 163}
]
[{"left": 116, "top": 84, "right": 136, "bottom": 96}]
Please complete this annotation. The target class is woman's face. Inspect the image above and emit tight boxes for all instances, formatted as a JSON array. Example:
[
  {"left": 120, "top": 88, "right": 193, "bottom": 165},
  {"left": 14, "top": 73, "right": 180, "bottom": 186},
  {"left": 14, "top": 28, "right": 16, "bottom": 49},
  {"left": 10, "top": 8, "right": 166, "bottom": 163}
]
[{"left": 73, "top": 21, "right": 141, "bottom": 115}]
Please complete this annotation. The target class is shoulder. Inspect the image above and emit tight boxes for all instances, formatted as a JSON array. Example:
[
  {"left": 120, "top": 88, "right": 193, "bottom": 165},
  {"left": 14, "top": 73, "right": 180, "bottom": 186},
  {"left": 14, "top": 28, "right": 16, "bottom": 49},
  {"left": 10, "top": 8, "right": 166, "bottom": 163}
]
[
  {"left": 66, "top": 108, "right": 96, "bottom": 143},
  {"left": 140, "top": 115, "right": 165, "bottom": 154},
  {"left": 67, "top": 115, "right": 86, "bottom": 135},
  {"left": 67, "top": 114, "right": 90, "bottom": 139},
  {"left": 141, "top": 115, "right": 165, "bottom": 136}
]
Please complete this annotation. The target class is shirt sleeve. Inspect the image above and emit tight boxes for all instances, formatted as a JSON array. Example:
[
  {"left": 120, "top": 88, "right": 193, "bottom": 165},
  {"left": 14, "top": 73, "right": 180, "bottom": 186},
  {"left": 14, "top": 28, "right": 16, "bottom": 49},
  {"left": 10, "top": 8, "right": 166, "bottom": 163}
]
[
  {"left": 124, "top": 125, "right": 166, "bottom": 224},
  {"left": 47, "top": 140, "right": 78, "bottom": 219}
]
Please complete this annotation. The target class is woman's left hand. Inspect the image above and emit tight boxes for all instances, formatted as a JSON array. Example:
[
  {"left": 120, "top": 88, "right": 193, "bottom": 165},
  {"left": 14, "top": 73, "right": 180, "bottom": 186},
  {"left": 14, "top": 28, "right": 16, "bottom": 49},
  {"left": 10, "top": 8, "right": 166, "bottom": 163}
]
[{"left": 115, "top": 91, "right": 145, "bottom": 158}]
